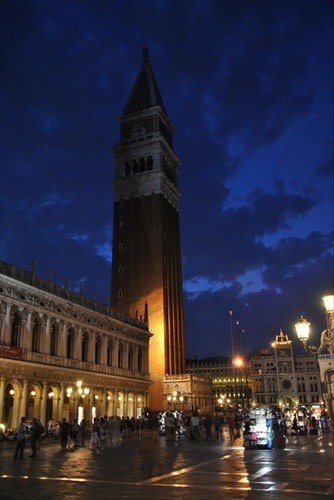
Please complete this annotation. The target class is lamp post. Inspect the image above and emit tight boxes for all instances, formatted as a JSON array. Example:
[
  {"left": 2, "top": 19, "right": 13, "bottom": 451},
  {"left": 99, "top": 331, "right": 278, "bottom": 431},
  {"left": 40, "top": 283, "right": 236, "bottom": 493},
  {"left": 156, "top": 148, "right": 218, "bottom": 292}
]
[
  {"left": 242, "top": 328, "right": 250, "bottom": 408},
  {"left": 294, "top": 290, "right": 334, "bottom": 420},
  {"left": 294, "top": 291, "right": 334, "bottom": 354},
  {"left": 66, "top": 381, "right": 90, "bottom": 422},
  {"left": 229, "top": 311, "right": 238, "bottom": 411}
]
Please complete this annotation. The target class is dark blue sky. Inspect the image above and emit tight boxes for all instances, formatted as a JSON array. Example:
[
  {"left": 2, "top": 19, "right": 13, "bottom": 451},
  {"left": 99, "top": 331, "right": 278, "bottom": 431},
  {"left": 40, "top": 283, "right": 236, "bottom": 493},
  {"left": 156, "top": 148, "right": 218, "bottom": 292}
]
[{"left": 1, "top": 0, "right": 333, "bottom": 358}]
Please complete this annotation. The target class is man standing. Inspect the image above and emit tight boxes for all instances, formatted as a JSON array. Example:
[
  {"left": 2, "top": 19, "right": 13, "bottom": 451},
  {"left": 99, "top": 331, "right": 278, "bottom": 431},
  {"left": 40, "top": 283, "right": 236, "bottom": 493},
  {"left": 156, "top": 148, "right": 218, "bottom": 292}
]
[
  {"left": 29, "top": 417, "right": 40, "bottom": 457},
  {"left": 14, "top": 416, "right": 27, "bottom": 460},
  {"left": 203, "top": 414, "right": 212, "bottom": 441},
  {"left": 59, "top": 417, "right": 71, "bottom": 449},
  {"left": 191, "top": 412, "right": 200, "bottom": 442},
  {"left": 164, "top": 412, "right": 174, "bottom": 441}
]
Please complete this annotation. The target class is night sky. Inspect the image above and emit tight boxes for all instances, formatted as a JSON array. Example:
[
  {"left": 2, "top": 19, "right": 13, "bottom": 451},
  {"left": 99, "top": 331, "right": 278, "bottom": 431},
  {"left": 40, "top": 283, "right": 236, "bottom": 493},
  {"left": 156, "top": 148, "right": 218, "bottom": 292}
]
[{"left": 1, "top": 0, "right": 333, "bottom": 358}]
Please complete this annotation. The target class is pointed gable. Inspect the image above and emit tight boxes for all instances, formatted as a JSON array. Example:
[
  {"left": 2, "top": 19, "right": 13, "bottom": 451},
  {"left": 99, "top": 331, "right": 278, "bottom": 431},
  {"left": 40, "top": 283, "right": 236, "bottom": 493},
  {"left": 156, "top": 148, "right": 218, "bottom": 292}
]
[{"left": 123, "top": 47, "right": 167, "bottom": 114}]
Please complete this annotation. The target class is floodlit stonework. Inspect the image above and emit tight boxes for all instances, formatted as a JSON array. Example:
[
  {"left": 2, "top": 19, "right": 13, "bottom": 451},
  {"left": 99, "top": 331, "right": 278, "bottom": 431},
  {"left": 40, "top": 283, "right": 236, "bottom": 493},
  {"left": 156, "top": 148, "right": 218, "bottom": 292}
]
[{"left": 0, "top": 261, "right": 152, "bottom": 427}]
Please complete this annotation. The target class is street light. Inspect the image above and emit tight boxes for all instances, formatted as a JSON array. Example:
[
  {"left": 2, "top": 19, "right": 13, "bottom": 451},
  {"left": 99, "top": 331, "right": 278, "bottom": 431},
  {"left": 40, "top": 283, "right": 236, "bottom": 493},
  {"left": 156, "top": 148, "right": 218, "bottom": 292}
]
[
  {"left": 294, "top": 291, "right": 334, "bottom": 354},
  {"left": 294, "top": 291, "right": 334, "bottom": 420},
  {"left": 229, "top": 311, "right": 238, "bottom": 410}
]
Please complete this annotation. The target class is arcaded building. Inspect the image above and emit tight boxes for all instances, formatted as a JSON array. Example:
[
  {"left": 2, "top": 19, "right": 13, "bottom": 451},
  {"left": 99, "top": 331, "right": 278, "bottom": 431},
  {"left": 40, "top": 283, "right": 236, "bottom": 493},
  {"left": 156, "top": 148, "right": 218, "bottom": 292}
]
[{"left": 0, "top": 261, "right": 152, "bottom": 428}]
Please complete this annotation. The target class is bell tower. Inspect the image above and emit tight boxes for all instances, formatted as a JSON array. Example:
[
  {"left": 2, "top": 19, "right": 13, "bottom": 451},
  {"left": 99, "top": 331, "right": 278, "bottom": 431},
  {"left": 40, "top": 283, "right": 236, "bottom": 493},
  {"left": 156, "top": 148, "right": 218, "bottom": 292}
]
[{"left": 111, "top": 47, "right": 185, "bottom": 410}]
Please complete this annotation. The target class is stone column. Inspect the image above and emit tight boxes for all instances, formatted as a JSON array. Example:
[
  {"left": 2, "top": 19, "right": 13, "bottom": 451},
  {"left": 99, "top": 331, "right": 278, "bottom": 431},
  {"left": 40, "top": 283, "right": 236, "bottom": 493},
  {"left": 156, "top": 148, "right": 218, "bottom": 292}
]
[
  {"left": 44, "top": 317, "right": 51, "bottom": 354},
  {"left": 19, "top": 380, "right": 28, "bottom": 420},
  {"left": 100, "top": 334, "right": 107, "bottom": 366},
  {"left": 24, "top": 310, "right": 33, "bottom": 351},
  {"left": 0, "top": 302, "right": 11, "bottom": 344},
  {"left": 77, "top": 327, "right": 82, "bottom": 361},
  {"left": 11, "top": 391, "right": 20, "bottom": 428},
  {"left": 58, "top": 384, "right": 65, "bottom": 420},
  {"left": 0, "top": 376, "right": 5, "bottom": 423},
  {"left": 101, "top": 388, "right": 108, "bottom": 417},
  {"left": 60, "top": 322, "right": 67, "bottom": 358},
  {"left": 40, "top": 381, "right": 48, "bottom": 425},
  {"left": 89, "top": 331, "right": 95, "bottom": 364}
]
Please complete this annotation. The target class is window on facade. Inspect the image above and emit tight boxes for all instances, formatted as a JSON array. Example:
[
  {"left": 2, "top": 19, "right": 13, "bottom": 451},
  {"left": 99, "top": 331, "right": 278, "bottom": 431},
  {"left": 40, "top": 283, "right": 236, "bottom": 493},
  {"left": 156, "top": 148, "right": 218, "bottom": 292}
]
[
  {"left": 107, "top": 340, "right": 113, "bottom": 366},
  {"left": 32, "top": 318, "right": 41, "bottom": 353},
  {"left": 138, "top": 349, "right": 142, "bottom": 371},
  {"left": 118, "top": 344, "right": 123, "bottom": 368},
  {"left": 147, "top": 155, "right": 153, "bottom": 170},
  {"left": 82, "top": 332, "right": 89, "bottom": 362},
  {"left": 50, "top": 323, "right": 59, "bottom": 356},
  {"left": 95, "top": 336, "right": 101, "bottom": 364},
  {"left": 128, "top": 347, "right": 133, "bottom": 370},
  {"left": 118, "top": 290, "right": 122, "bottom": 298},
  {"left": 10, "top": 312, "right": 20, "bottom": 347},
  {"left": 118, "top": 266, "right": 123, "bottom": 274},
  {"left": 67, "top": 328, "right": 75, "bottom": 359}
]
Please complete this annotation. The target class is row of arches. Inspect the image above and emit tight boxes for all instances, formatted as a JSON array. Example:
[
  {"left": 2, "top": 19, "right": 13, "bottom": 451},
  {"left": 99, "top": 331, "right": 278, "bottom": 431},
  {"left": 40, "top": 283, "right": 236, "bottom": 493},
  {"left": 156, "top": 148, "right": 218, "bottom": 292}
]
[
  {"left": 122, "top": 155, "right": 153, "bottom": 176},
  {"left": 9, "top": 308, "right": 146, "bottom": 372},
  {"left": 1, "top": 379, "right": 148, "bottom": 429}
]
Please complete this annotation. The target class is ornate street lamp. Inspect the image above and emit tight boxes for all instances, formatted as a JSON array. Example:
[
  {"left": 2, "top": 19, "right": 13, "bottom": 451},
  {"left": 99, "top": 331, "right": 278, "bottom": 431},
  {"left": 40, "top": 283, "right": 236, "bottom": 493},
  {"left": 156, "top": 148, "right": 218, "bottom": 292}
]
[
  {"left": 294, "top": 291, "right": 334, "bottom": 421},
  {"left": 294, "top": 291, "right": 334, "bottom": 354}
]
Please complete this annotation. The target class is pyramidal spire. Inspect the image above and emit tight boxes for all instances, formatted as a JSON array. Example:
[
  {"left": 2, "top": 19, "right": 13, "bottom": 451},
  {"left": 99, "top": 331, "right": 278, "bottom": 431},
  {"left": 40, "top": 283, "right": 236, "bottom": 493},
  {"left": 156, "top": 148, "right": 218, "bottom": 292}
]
[{"left": 123, "top": 47, "right": 167, "bottom": 114}]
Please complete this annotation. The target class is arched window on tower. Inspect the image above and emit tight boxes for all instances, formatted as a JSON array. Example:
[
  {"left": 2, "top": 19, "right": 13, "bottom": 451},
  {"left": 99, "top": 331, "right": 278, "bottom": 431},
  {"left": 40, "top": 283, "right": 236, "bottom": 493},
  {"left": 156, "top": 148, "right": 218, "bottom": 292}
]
[
  {"left": 139, "top": 157, "right": 145, "bottom": 172},
  {"left": 67, "top": 328, "right": 75, "bottom": 359},
  {"left": 10, "top": 311, "right": 21, "bottom": 347},
  {"left": 123, "top": 161, "right": 130, "bottom": 176},
  {"left": 32, "top": 317, "right": 42, "bottom": 353},
  {"left": 146, "top": 155, "right": 153, "bottom": 170},
  {"left": 95, "top": 336, "right": 101, "bottom": 365},
  {"left": 131, "top": 160, "right": 138, "bottom": 174},
  {"left": 82, "top": 332, "right": 89, "bottom": 362},
  {"left": 50, "top": 322, "right": 59, "bottom": 356}
]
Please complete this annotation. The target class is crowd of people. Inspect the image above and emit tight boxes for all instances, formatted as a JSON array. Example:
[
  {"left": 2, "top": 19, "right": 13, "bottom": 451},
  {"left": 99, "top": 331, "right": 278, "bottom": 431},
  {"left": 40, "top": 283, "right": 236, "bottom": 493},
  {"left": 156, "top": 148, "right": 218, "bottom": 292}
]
[
  {"left": 161, "top": 411, "right": 237, "bottom": 442},
  {"left": 12, "top": 414, "right": 151, "bottom": 459},
  {"left": 10, "top": 406, "right": 331, "bottom": 459}
]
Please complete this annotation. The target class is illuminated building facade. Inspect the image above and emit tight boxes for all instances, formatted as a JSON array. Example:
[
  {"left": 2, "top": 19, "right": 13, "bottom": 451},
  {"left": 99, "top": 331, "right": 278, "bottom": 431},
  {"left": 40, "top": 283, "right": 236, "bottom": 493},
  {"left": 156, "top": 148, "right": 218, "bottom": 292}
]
[
  {"left": 186, "top": 330, "right": 323, "bottom": 412},
  {"left": 111, "top": 48, "right": 185, "bottom": 410},
  {"left": 186, "top": 356, "right": 252, "bottom": 410},
  {"left": 252, "top": 330, "right": 322, "bottom": 409},
  {"left": 0, "top": 261, "right": 151, "bottom": 428}
]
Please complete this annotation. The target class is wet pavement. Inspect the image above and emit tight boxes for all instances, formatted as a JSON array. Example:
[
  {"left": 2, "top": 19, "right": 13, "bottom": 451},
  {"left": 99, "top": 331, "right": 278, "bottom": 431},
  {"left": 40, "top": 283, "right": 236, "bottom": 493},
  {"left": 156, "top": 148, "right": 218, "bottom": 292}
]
[{"left": 0, "top": 429, "right": 333, "bottom": 499}]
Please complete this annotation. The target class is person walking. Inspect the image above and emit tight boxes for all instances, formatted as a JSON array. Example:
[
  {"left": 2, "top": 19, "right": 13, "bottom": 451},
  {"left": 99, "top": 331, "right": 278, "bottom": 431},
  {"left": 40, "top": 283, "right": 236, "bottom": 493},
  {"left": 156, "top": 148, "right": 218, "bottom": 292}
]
[
  {"left": 14, "top": 417, "right": 27, "bottom": 460},
  {"left": 213, "top": 413, "right": 221, "bottom": 441},
  {"left": 29, "top": 418, "right": 40, "bottom": 457},
  {"left": 164, "top": 412, "right": 174, "bottom": 441},
  {"left": 203, "top": 415, "right": 212, "bottom": 441},
  {"left": 59, "top": 417, "right": 70, "bottom": 450},
  {"left": 271, "top": 421, "right": 286, "bottom": 450},
  {"left": 79, "top": 419, "right": 86, "bottom": 446},
  {"left": 72, "top": 418, "right": 80, "bottom": 447},
  {"left": 191, "top": 412, "right": 200, "bottom": 442},
  {"left": 91, "top": 417, "right": 100, "bottom": 452}
]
